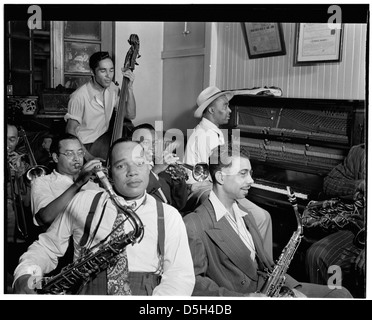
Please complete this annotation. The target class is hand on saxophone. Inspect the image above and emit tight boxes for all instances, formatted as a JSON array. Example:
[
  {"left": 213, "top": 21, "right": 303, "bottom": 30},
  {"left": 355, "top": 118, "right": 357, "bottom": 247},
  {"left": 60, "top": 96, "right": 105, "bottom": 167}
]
[
  {"left": 13, "top": 274, "right": 38, "bottom": 294},
  {"left": 74, "top": 159, "right": 103, "bottom": 189}
]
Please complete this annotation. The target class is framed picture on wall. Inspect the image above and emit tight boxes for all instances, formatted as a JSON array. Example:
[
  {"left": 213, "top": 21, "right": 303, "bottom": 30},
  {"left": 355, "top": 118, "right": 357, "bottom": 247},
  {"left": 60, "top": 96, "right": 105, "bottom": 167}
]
[
  {"left": 294, "top": 23, "right": 343, "bottom": 65},
  {"left": 241, "top": 22, "right": 286, "bottom": 59}
]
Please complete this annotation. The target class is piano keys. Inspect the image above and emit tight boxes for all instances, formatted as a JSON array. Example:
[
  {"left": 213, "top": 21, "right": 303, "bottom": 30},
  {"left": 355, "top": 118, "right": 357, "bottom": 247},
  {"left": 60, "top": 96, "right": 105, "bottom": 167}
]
[{"left": 251, "top": 182, "right": 308, "bottom": 201}]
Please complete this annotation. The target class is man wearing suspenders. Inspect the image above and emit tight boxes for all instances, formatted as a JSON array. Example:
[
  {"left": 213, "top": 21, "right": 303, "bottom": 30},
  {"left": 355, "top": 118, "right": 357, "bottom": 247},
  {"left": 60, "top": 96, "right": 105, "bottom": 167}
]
[{"left": 13, "top": 139, "right": 195, "bottom": 296}]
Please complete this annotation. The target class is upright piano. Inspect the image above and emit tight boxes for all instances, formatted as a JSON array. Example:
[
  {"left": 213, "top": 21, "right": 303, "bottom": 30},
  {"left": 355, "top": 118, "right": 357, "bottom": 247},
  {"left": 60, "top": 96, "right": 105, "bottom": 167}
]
[{"left": 225, "top": 94, "right": 365, "bottom": 262}]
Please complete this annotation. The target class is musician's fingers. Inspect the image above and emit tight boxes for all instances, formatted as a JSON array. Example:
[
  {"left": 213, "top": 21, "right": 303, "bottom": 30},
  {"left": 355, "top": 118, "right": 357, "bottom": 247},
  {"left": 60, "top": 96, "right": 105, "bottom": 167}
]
[
  {"left": 84, "top": 159, "right": 102, "bottom": 169},
  {"left": 164, "top": 153, "right": 179, "bottom": 164},
  {"left": 165, "top": 141, "right": 181, "bottom": 153},
  {"left": 122, "top": 69, "right": 135, "bottom": 81}
]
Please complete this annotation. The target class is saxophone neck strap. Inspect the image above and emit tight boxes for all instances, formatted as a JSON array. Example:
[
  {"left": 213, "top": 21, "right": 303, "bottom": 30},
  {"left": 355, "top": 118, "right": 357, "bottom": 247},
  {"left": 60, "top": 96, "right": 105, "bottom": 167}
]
[
  {"left": 156, "top": 200, "right": 165, "bottom": 257},
  {"left": 79, "top": 193, "right": 165, "bottom": 258},
  {"left": 79, "top": 191, "right": 105, "bottom": 248}
]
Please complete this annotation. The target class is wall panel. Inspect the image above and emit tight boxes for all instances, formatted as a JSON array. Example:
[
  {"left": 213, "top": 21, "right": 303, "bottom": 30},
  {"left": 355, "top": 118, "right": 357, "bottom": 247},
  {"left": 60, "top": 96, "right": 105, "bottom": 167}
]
[{"left": 215, "top": 23, "right": 367, "bottom": 100}]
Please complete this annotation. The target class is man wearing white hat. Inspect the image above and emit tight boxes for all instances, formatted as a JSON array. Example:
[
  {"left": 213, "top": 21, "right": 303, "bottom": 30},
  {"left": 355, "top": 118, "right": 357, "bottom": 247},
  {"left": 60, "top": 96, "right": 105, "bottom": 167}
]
[{"left": 183, "top": 86, "right": 273, "bottom": 259}]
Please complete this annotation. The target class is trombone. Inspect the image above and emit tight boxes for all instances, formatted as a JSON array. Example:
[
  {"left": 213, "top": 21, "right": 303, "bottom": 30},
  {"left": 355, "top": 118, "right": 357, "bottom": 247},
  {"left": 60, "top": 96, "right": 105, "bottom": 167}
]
[
  {"left": 179, "top": 162, "right": 209, "bottom": 182},
  {"left": 6, "top": 150, "right": 28, "bottom": 241},
  {"left": 18, "top": 127, "right": 50, "bottom": 180},
  {"left": 165, "top": 162, "right": 209, "bottom": 182}
]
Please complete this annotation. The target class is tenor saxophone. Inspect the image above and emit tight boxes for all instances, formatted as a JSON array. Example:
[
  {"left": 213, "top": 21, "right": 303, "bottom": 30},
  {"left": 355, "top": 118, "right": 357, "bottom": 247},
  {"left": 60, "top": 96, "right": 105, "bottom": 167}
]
[
  {"left": 36, "top": 168, "right": 144, "bottom": 295},
  {"left": 259, "top": 186, "right": 303, "bottom": 297}
]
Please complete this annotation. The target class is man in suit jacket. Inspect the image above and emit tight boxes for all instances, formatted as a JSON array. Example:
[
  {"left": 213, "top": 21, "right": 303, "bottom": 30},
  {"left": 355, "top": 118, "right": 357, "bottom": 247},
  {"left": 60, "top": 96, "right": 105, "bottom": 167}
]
[{"left": 183, "top": 143, "right": 352, "bottom": 298}]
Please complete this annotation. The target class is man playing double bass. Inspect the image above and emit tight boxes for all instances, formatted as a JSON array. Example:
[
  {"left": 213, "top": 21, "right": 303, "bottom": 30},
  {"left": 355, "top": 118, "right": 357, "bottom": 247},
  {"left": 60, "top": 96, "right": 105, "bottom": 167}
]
[{"left": 65, "top": 51, "right": 136, "bottom": 162}]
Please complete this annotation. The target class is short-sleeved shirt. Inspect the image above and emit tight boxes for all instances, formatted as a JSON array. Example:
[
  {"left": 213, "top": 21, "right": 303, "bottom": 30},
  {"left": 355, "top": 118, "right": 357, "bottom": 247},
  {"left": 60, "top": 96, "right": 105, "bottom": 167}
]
[
  {"left": 183, "top": 118, "right": 225, "bottom": 183},
  {"left": 64, "top": 79, "right": 120, "bottom": 144},
  {"left": 31, "top": 170, "right": 102, "bottom": 226}
]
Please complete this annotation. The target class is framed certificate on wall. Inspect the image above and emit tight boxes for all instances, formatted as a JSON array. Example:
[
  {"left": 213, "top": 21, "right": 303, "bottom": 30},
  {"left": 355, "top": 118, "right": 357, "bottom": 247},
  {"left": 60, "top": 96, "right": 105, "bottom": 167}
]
[
  {"left": 241, "top": 22, "right": 286, "bottom": 59},
  {"left": 294, "top": 23, "right": 343, "bottom": 65}
]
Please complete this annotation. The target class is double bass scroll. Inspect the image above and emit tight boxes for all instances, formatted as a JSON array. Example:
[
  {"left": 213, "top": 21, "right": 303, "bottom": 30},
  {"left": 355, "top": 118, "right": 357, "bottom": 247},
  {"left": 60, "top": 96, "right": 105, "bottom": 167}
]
[{"left": 110, "top": 34, "right": 141, "bottom": 149}]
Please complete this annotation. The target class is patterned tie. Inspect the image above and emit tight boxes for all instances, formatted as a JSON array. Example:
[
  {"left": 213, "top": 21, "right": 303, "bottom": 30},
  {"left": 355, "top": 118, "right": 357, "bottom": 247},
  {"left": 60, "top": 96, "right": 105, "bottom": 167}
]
[{"left": 106, "top": 202, "right": 136, "bottom": 295}]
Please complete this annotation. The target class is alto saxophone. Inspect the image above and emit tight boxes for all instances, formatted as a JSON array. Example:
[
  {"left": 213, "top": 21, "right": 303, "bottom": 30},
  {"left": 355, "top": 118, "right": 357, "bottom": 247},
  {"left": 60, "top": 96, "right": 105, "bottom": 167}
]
[
  {"left": 259, "top": 186, "right": 303, "bottom": 297},
  {"left": 36, "top": 168, "right": 144, "bottom": 295}
]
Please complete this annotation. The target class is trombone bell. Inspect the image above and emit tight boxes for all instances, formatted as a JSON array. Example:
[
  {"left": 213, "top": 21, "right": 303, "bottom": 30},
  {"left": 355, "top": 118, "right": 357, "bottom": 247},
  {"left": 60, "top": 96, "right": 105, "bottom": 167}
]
[
  {"left": 26, "top": 165, "right": 50, "bottom": 181},
  {"left": 181, "top": 162, "right": 209, "bottom": 182},
  {"left": 18, "top": 127, "right": 51, "bottom": 181}
]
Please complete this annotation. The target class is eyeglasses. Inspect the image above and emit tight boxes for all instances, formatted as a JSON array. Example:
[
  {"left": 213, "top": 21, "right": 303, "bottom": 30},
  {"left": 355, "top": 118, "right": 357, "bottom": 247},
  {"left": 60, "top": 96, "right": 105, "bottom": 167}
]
[
  {"left": 221, "top": 169, "right": 253, "bottom": 179},
  {"left": 59, "top": 150, "right": 85, "bottom": 160}
]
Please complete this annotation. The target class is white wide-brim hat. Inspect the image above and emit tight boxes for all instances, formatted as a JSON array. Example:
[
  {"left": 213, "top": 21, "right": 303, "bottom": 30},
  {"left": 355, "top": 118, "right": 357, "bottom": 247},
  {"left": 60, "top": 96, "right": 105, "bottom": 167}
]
[{"left": 194, "top": 86, "right": 234, "bottom": 118}]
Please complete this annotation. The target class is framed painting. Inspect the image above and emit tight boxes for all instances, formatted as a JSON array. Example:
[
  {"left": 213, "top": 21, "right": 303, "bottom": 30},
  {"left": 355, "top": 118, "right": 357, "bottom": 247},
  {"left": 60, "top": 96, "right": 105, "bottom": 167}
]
[{"left": 64, "top": 41, "right": 100, "bottom": 73}]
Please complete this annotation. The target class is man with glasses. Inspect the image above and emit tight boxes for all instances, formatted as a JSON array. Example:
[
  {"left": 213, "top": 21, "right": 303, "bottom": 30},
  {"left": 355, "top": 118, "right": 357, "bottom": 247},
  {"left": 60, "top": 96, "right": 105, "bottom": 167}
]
[
  {"left": 31, "top": 133, "right": 103, "bottom": 228},
  {"left": 65, "top": 51, "right": 136, "bottom": 162}
]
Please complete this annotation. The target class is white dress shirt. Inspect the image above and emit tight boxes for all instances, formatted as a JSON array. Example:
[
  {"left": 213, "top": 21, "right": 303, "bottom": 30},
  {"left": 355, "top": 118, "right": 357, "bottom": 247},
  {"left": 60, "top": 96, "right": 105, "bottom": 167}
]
[
  {"left": 14, "top": 190, "right": 195, "bottom": 296},
  {"left": 184, "top": 118, "right": 225, "bottom": 184},
  {"left": 209, "top": 191, "right": 256, "bottom": 261},
  {"left": 31, "top": 170, "right": 102, "bottom": 226}
]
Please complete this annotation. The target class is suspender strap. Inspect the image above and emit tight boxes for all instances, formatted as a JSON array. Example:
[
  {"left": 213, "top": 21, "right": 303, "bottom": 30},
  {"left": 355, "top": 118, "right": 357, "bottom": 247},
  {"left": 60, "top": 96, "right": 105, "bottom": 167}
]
[
  {"left": 156, "top": 200, "right": 165, "bottom": 258},
  {"left": 79, "top": 191, "right": 104, "bottom": 247}
]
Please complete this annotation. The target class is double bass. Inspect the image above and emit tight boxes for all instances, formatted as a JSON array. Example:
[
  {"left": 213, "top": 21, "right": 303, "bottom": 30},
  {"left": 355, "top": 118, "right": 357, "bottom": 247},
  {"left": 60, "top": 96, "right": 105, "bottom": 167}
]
[{"left": 89, "top": 34, "right": 140, "bottom": 164}]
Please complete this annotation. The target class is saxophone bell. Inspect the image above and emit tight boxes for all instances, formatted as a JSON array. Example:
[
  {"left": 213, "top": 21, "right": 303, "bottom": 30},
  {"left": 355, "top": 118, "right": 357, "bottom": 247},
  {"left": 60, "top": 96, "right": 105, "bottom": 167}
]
[{"left": 258, "top": 186, "right": 303, "bottom": 297}]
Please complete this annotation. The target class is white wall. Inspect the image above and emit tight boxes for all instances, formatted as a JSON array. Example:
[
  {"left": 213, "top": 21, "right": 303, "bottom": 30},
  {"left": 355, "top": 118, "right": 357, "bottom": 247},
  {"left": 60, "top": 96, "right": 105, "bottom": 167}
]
[{"left": 115, "top": 22, "right": 163, "bottom": 127}]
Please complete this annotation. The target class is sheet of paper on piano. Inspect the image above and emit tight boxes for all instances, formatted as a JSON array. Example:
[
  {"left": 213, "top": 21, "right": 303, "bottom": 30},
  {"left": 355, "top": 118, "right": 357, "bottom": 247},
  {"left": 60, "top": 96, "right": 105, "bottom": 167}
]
[{"left": 231, "top": 87, "right": 283, "bottom": 97}]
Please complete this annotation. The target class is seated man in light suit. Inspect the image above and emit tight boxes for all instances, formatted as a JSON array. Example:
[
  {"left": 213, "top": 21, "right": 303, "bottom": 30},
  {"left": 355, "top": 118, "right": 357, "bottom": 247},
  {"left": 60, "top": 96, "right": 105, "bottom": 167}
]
[
  {"left": 183, "top": 86, "right": 273, "bottom": 259},
  {"left": 183, "top": 143, "right": 352, "bottom": 298}
]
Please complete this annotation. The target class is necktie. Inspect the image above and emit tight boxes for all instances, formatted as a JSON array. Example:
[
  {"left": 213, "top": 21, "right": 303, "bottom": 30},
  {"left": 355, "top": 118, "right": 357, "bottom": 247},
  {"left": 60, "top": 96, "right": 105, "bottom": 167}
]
[{"left": 106, "top": 202, "right": 136, "bottom": 295}]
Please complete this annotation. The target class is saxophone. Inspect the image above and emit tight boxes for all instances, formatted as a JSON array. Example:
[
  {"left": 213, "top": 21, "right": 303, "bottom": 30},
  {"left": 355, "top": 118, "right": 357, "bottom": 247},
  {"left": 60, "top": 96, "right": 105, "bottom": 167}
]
[
  {"left": 259, "top": 186, "right": 303, "bottom": 297},
  {"left": 36, "top": 168, "right": 145, "bottom": 295}
]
